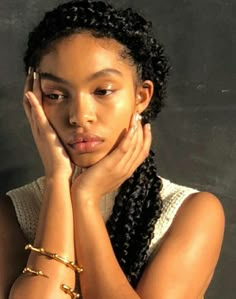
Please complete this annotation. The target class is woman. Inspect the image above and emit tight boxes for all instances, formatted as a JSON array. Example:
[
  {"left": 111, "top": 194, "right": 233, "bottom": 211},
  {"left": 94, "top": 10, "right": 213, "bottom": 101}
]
[{"left": 0, "top": 0, "right": 224, "bottom": 298}]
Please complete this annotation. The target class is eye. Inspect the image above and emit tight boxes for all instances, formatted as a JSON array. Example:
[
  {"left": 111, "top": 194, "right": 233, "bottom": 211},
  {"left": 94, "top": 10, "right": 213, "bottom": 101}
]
[
  {"left": 94, "top": 89, "right": 113, "bottom": 96},
  {"left": 42, "top": 93, "right": 67, "bottom": 101}
]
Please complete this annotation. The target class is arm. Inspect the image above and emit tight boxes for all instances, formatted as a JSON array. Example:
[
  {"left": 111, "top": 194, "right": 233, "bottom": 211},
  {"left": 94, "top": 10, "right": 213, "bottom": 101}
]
[
  {"left": 136, "top": 191, "right": 225, "bottom": 299},
  {"left": 73, "top": 191, "right": 224, "bottom": 299},
  {"left": 10, "top": 176, "right": 75, "bottom": 299},
  {"left": 9, "top": 71, "right": 76, "bottom": 299}
]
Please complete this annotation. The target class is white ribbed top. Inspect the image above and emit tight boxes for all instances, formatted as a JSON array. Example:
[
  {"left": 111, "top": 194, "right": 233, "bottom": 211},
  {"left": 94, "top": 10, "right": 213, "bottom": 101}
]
[{"left": 6, "top": 177, "right": 198, "bottom": 258}]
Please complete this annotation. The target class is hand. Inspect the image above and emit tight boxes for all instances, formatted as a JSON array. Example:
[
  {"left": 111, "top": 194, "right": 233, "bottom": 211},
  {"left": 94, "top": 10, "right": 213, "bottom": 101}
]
[
  {"left": 71, "top": 113, "right": 152, "bottom": 204},
  {"left": 23, "top": 69, "right": 74, "bottom": 179}
]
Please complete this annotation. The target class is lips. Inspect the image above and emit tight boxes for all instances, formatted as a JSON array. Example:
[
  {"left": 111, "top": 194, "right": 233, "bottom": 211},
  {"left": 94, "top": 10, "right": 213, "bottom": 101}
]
[{"left": 68, "top": 133, "right": 104, "bottom": 154}]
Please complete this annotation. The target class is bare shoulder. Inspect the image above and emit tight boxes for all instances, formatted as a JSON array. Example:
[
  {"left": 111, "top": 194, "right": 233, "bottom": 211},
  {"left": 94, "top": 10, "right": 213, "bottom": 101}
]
[
  {"left": 169, "top": 191, "right": 225, "bottom": 250},
  {"left": 0, "top": 196, "right": 29, "bottom": 298},
  {"left": 171, "top": 191, "right": 225, "bottom": 234},
  {"left": 136, "top": 191, "right": 225, "bottom": 299}
]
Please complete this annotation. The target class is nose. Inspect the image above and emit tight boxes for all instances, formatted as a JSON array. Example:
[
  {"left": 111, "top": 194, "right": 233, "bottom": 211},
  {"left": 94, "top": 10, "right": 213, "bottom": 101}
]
[{"left": 68, "top": 93, "right": 96, "bottom": 127}]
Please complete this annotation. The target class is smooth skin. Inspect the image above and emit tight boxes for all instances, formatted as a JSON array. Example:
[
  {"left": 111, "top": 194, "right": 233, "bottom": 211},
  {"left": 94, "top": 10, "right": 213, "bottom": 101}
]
[{"left": 0, "top": 33, "right": 225, "bottom": 299}]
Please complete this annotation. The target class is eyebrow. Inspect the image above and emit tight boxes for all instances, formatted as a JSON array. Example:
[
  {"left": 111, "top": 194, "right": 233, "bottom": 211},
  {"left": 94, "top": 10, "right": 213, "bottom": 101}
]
[
  {"left": 39, "top": 68, "right": 123, "bottom": 85},
  {"left": 39, "top": 72, "right": 70, "bottom": 85}
]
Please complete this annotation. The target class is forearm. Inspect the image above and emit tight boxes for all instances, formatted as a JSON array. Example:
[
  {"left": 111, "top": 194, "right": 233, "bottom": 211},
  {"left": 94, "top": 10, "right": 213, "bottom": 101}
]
[
  {"left": 72, "top": 194, "right": 140, "bottom": 299},
  {"left": 10, "top": 176, "right": 75, "bottom": 299}
]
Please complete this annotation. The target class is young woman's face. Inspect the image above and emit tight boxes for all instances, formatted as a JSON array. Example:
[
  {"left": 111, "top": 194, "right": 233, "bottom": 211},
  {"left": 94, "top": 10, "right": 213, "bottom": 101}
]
[{"left": 38, "top": 33, "right": 149, "bottom": 167}]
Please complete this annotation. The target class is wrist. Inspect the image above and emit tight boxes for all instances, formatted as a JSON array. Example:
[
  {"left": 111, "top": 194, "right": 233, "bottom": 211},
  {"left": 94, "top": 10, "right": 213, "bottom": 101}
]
[
  {"left": 45, "top": 172, "right": 72, "bottom": 183},
  {"left": 71, "top": 189, "right": 101, "bottom": 208},
  {"left": 44, "top": 174, "right": 72, "bottom": 193}
]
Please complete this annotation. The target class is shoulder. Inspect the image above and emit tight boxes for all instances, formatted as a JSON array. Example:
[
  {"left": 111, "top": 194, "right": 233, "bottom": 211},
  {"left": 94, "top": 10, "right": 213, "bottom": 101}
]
[
  {"left": 163, "top": 191, "right": 225, "bottom": 292},
  {"left": 160, "top": 177, "right": 198, "bottom": 202},
  {"left": 137, "top": 191, "right": 225, "bottom": 298},
  {"left": 170, "top": 190, "right": 225, "bottom": 242},
  {"left": 0, "top": 195, "right": 23, "bottom": 234},
  {"left": 0, "top": 195, "right": 28, "bottom": 248},
  {"left": 160, "top": 177, "right": 225, "bottom": 234},
  {"left": 6, "top": 177, "right": 45, "bottom": 219},
  {"left": 160, "top": 177, "right": 225, "bottom": 255},
  {"left": 6, "top": 177, "right": 45, "bottom": 201},
  {"left": 0, "top": 196, "right": 29, "bottom": 297},
  {"left": 148, "top": 177, "right": 199, "bottom": 253},
  {"left": 159, "top": 177, "right": 199, "bottom": 221},
  {"left": 6, "top": 177, "right": 45, "bottom": 243}
]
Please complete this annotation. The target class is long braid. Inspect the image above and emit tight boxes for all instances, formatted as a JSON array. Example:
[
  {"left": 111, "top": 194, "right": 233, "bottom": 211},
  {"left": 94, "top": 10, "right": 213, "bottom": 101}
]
[{"left": 106, "top": 150, "right": 163, "bottom": 286}]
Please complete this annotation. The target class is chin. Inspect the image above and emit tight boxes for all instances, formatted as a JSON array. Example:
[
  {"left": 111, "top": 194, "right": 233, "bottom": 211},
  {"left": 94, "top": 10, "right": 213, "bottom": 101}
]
[{"left": 71, "top": 152, "right": 107, "bottom": 168}]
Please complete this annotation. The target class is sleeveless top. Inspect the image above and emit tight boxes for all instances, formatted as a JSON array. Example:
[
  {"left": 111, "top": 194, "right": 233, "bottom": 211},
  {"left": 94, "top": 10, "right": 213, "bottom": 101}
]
[
  {"left": 6, "top": 176, "right": 198, "bottom": 258},
  {"left": 6, "top": 177, "right": 203, "bottom": 297}
]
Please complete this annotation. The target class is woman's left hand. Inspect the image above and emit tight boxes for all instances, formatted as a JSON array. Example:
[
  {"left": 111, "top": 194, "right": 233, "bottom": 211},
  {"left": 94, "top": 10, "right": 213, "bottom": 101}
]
[{"left": 71, "top": 113, "right": 152, "bottom": 204}]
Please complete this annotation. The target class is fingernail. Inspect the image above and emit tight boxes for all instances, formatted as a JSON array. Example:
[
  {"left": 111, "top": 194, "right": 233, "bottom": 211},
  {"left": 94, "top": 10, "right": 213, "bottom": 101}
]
[
  {"left": 33, "top": 72, "right": 37, "bottom": 80},
  {"left": 131, "top": 124, "right": 138, "bottom": 135},
  {"left": 146, "top": 123, "right": 151, "bottom": 130},
  {"left": 25, "top": 92, "right": 30, "bottom": 101},
  {"left": 28, "top": 67, "right": 33, "bottom": 75},
  {"left": 135, "top": 113, "right": 142, "bottom": 122}
]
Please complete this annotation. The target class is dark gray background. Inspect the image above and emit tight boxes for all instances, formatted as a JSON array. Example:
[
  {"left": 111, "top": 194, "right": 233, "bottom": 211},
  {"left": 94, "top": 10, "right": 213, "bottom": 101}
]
[{"left": 0, "top": 0, "right": 235, "bottom": 298}]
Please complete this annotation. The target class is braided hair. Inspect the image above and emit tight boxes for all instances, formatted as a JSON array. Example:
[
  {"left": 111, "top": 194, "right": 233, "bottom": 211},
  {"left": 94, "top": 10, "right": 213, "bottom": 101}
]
[{"left": 24, "top": 0, "right": 169, "bottom": 287}]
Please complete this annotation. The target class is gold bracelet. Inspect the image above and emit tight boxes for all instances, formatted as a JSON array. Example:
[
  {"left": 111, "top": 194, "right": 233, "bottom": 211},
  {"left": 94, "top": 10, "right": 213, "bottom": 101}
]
[
  {"left": 61, "top": 284, "right": 80, "bottom": 298},
  {"left": 25, "top": 244, "right": 83, "bottom": 274},
  {"left": 23, "top": 267, "right": 48, "bottom": 278}
]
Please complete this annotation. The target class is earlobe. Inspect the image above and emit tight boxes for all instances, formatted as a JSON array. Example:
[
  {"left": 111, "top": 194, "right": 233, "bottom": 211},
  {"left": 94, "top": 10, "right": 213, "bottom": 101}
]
[
  {"left": 136, "top": 94, "right": 142, "bottom": 102},
  {"left": 136, "top": 80, "right": 154, "bottom": 113}
]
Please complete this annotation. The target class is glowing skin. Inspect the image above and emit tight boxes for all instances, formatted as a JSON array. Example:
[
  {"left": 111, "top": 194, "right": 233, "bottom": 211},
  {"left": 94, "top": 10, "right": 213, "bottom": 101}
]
[{"left": 38, "top": 33, "right": 144, "bottom": 167}]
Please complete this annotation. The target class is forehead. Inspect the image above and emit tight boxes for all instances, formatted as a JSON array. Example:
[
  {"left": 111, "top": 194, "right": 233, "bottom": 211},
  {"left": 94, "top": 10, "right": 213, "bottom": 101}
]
[{"left": 39, "top": 33, "right": 136, "bottom": 81}]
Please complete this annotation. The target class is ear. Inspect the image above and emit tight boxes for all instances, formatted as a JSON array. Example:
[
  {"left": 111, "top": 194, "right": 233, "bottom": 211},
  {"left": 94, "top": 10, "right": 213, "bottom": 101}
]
[{"left": 135, "top": 80, "right": 154, "bottom": 113}]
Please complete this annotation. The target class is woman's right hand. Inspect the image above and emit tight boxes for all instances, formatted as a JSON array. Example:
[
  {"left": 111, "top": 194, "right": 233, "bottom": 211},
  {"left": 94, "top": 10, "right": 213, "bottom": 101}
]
[{"left": 23, "top": 69, "right": 74, "bottom": 180}]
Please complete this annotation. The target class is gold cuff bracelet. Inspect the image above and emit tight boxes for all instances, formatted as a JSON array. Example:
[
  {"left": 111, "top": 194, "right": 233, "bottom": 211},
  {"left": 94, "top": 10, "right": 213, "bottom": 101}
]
[
  {"left": 23, "top": 267, "right": 48, "bottom": 278},
  {"left": 25, "top": 244, "right": 83, "bottom": 273},
  {"left": 61, "top": 284, "right": 80, "bottom": 298}
]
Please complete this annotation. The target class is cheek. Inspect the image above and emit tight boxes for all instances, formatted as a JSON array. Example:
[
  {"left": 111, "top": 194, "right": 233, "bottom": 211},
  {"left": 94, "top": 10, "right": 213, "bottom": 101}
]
[
  {"left": 101, "top": 93, "right": 136, "bottom": 128},
  {"left": 42, "top": 103, "right": 50, "bottom": 119},
  {"left": 42, "top": 103, "right": 65, "bottom": 129},
  {"left": 114, "top": 102, "right": 135, "bottom": 130}
]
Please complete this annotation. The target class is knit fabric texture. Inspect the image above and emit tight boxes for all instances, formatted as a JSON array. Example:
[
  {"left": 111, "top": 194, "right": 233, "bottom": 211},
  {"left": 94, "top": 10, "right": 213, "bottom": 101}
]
[{"left": 6, "top": 176, "right": 198, "bottom": 257}]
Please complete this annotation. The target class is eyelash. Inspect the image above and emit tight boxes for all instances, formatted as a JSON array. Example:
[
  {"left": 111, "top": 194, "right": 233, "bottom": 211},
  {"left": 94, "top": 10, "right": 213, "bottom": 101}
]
[
  {"left": 42, "top": 88, "right": 114, "bottom": 101},
  {"left": 94, "top": 88, "right": 114, "bottom": 96},
  {"left": 42, "top": 93, "right": 67, "bottom": 101}
]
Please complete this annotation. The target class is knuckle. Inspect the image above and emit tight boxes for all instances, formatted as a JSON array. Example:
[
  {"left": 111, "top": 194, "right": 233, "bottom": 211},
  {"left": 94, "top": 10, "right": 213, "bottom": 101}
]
[{"left": 118, "top": 144, "right": 129, "bottom": 154}]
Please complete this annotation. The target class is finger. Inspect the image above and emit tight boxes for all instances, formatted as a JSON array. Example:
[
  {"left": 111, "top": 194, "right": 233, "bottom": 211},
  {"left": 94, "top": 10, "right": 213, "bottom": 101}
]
[
  {"left": 114, "top": 119, "right": 151, "bottom": 178},
  {"left": 23, "top": 67, "right": 34, "bottom": 126},
  {"left": 121, "top": 117, "right": 145, "bottom": 173},
  {"left": 32, "top": 71, "right": 43, "bottom": 106},
  {"left": 25, "top": 91, "right": 49, "bottom": 132},
  {"left": 23, "top": 93, "right": 34, "bottom": 128},
  {"left": 23, "top": 67, "right": 34, "bottom": 95},
  {"left": 121, "top": 114, "right": 143, "bottom": 165},
  {"left": 116, "top": 113, "right": 139, "bottom": 153},
  {"left": 143, "top": 123, "right": 152, "bottom": 157},
  {"left": 132, "top": 115, "right": 144, "bottom": 155},
  {"left": 104, "top": 113, "right": 140, "bottom": 169},
  {"left": 129, "top": 122, "right": 152, "bottom": 171}
]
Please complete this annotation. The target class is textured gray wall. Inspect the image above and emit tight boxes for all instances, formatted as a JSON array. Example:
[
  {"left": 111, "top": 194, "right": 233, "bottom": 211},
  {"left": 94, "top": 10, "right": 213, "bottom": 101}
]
[{"left": 0, "top": 0, "right": 235, "bottom": 298}]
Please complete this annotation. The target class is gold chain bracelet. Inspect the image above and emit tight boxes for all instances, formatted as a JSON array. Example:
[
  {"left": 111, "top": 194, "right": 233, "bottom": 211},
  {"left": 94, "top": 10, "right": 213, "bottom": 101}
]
[{"left": 25, "top": 244, "right": 83, "bottom": 273}]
